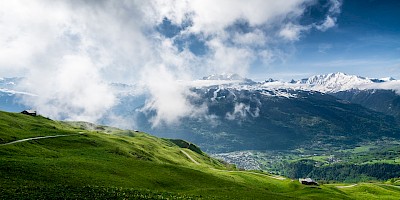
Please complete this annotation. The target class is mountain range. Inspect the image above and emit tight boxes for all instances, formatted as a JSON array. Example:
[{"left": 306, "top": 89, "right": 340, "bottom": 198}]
[
  {"left": 113, "top": 72, "right": 400, "bottom": 153},
  {"left": 2, "top": 73, "right": 400, "bottom": 153}
]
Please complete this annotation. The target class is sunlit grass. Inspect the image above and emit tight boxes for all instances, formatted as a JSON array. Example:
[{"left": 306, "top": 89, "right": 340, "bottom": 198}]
[{"left": 1, "top": 111, "right": 400, "bottom": 199}]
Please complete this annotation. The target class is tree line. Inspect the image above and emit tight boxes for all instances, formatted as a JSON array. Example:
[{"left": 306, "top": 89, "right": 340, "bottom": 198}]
[{"left": 283, "top": 159, "right": 400, "bottom": 182}]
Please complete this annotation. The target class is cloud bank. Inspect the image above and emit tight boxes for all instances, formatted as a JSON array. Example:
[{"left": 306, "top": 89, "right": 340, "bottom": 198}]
[{"left": 0, "top": 0, "right": 342, "bottom": 126}]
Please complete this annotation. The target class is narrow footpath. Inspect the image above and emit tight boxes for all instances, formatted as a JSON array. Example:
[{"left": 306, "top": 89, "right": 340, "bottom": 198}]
[
  {"left": 0, "top": 133, "right": 82, "bottom": 146},
  {"left": 336, "top": 184, "right": 357, "bottom": 188},
  {"left": 180, "top": 149, "right": 200, "bottom": 165}
]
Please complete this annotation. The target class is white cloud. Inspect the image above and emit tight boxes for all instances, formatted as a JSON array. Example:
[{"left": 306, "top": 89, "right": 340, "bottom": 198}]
[
  {"left": 186, "top": 0, "right": 308, "bottom": 35},
  {"left": 316, "top": 15, "right": 336, "bottom": 31},
  {"left": 147, "top": 0, "right": 309, "bottom": 34},
  {"left": 226, "top": 103, "right": 259, "bottom": 120},
  {"left": 139, "top": 64, "right": 206, "bottom": 127},
  {"left": 315, "top": 0, "right": 342, "bottom": 31},
  {"left": 206, "top": 38, "right": 255, "bottom": 76},
  {"left": 149, "top": 0, "right": 319, "bottom": 76},
  {"left": 20, "top": 55, "right": 116, "bottom": 122},
  {"left": 0, "top": 0, "right": 342, "bottom": 126},
  {"left": 0, "top": 1, "right": 68, "bottom": 76},
  {"left": 279, "top": 23, "right": 310, "bottom": 41},
  {"left": 233, "top": 30, "right": 267, "bottom": 46},
  {"left": 0, "top": 1, "right": 151, "bottom": 122},
  {"left": 258, "top": 49, "right": 275, "bottom": 64},
  {"left": 328, "top": 0, "right": 342, "bottom": 14}
]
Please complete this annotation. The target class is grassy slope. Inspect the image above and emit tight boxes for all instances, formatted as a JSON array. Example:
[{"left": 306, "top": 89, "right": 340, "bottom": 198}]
[
  {"left": 0, "top": 111, "right": 399, "bottom": 199},
  {"left": 0, "top": 112, "right": 78, "bottom": 144}
]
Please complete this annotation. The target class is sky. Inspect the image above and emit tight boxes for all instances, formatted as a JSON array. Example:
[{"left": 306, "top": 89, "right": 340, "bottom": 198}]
[
  {"left": 263, "top": 0, "right": 400, "bottom": 81},
  {"left": 0, "top": 0, "right": 399, "bottom": 125}
]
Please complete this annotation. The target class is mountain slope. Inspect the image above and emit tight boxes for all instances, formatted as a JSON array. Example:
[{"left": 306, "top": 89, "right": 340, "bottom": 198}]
[
  {"left": 2, "top": 111, "right": 400, "bottom": 199},
  {"left": 137, "top": 87, "right": 400, "bottom": 153},
  {"left": 332, "top": 89, "right": 400, "bottom": 117}
]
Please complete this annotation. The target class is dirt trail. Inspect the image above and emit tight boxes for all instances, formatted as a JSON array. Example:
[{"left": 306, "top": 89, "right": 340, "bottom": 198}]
[
  {"left": 211, "top": 168, "right": 286, "bottom": 180},
  {"left": 336, "top": 184, "right": 357, "bottom": 188},
  {"left": 229, "top": 171, "right": 286, "bottom": 180},
  {"left": 180, "top": 149, "right": 200, "bottom": 165},
  {"left": 0, "top": 134, "right": 81, "bottom": 146},
  {"left": 382, "top": 184, "right": 400, "bottom": 189}
]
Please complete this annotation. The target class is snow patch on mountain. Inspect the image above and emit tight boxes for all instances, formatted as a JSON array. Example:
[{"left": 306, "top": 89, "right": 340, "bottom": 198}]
[
  {"left": 260, "top": 90, "right": 298, "bottom": 98},
  {"left": 297, "top": 72, "right": 400, "bottom": 93},
  {"left": 202, "top": 73, "right": 244, "bottom": 81},
  {"left": 302, "top": 72, "right": 374, "bottom": 92},
  {"left": 193, "top": 72, "right": 400, "bottom": 97}
]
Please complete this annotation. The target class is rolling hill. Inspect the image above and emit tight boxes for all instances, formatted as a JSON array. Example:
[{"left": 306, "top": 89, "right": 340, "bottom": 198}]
[{"left": 1, "top": 110, "right": 400, "bottom": 199}]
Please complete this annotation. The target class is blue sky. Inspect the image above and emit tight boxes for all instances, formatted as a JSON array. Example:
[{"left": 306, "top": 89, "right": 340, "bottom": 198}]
[
  {"left": 275, "top": 0, "right": 400, "bottom": 80},
  {"left": 155, "top": 0, "right": 400, "bottom": 81}
]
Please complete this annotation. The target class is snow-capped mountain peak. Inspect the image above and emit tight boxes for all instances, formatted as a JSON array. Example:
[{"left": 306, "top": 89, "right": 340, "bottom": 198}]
[
  {"left": 202, "top": 73, "right": 245, "bottom": 81},
  {"left": 302, "top": 72, "right": 374, "bottom": 92},
  {"left": 195, "top": 72, "right": 399, "bottom": 96},
  {"left": 305, "top": 72, "right": 368, "bottom": 84}
]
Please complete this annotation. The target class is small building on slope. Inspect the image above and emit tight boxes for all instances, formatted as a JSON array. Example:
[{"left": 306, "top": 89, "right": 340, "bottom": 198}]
[
  {"left": 21, "top": 110, "right": 37, "bottom": 116},
  {"left": 299, "top": 178, "right": 318, "bottom": 185}
]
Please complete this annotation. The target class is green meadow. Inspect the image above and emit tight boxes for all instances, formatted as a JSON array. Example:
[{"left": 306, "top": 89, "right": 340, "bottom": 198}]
[{"left": 1, "top": 111, "right": 399, "bottom": 199}]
